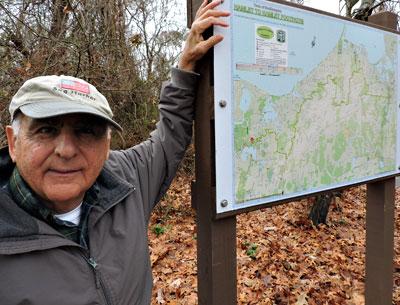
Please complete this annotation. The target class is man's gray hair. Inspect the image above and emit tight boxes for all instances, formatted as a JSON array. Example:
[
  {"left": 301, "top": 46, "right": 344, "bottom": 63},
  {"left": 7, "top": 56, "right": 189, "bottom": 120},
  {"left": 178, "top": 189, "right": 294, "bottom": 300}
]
[{"left": 11, "top": 113, "right": 22, "bottom": 137}]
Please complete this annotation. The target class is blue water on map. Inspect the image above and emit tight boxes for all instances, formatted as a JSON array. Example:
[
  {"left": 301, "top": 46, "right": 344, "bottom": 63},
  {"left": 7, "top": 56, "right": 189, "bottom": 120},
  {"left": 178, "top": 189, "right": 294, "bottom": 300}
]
[
  {"left": 345, "top": 25, "right": 385, "bottom": 63},
  {"left": 239, "top": 88, "right": 252, "bottom": 111},
  {"left": 262, "top": 102, "right": 277, "bottom": 121},
  {"left": 241, "top": 146, "right": 257, "bottom": 161}
]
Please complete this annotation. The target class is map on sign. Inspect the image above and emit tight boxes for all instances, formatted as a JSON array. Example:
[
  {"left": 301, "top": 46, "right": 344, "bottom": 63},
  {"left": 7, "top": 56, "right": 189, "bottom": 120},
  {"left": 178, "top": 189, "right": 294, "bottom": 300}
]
[{"left": 214, "top": 0, "right": 400, "bottom": 214}]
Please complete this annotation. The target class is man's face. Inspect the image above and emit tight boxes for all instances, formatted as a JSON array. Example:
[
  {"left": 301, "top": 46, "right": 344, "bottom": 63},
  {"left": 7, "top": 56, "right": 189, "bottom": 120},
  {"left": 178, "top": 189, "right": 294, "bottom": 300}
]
[{"left": 6, "top": 113, "right": 111, "bottom": 213}]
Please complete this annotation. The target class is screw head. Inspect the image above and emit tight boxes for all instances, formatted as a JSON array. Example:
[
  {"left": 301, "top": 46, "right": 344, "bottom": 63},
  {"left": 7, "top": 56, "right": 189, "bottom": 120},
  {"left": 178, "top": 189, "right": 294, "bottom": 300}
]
[
  {"left": 219, "top": 100, "right": 227, "bottom": 108},
  {"left": 220, "top": 199, "right": 228, "bottom": 207}
]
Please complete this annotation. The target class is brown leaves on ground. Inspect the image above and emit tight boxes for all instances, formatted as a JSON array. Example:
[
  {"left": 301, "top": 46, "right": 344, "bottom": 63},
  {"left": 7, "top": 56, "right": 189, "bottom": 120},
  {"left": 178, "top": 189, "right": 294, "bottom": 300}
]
[{"left": 149, "top": 176, "right": 400, "bottom": 304}]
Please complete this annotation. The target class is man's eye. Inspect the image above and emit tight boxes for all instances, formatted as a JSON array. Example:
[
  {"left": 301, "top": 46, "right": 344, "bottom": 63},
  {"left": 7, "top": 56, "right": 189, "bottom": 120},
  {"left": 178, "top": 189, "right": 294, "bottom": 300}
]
[
  {"left": 76, "top": 127, "right": 96, "bottom": 135},
  {"left": 37, "top": 126, "right": 57, "bottom": 135},
  {"left": 76, "top": 125, "right": 107, "bottom": 138}
]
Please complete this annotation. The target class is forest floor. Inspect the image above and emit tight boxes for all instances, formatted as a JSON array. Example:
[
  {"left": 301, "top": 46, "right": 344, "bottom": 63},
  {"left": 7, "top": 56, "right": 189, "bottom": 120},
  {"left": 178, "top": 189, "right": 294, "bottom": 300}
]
[{"left": 148, "top": 175, "right": 400, "bottom": 305}]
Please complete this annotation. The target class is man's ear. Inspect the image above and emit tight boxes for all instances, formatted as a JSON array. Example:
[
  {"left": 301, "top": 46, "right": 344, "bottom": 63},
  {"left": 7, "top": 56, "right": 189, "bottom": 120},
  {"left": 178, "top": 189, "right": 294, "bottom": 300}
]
[
  {"left": 106, "top": 141, "right": 111, "bottom": 160},
  {"left": 106, "top": 129, "right": 112, "bottom": 160},
  {"left": 5, "top": 126, "right": 17, "bottom": 162}
]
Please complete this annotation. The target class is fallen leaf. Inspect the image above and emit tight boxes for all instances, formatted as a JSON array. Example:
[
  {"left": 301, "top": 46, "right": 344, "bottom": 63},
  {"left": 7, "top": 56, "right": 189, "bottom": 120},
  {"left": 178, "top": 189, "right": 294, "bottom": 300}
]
[
  {"left": 170, "top": 278, "right": 182, "bottom": 289},
  {"left": 350, "top": 292, "right": 364, "bottom": 305},
  {"left": 295, "top": 292, "right": 308, "bottom": 305},
  {"left": 156, "top": 288, "right": 165, "bottom": 304},
  {"left": 243, "top": 278, "right": 255, "bottom": 287},
  {"left": 262, "top": 275, "right": 273, "bottom": 287}
]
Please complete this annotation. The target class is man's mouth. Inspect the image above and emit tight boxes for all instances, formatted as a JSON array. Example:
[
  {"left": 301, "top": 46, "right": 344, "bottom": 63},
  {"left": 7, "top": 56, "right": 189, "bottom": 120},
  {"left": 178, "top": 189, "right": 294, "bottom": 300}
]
[{"left": 48, "top": 168, "right": 81, "bottom": 175}]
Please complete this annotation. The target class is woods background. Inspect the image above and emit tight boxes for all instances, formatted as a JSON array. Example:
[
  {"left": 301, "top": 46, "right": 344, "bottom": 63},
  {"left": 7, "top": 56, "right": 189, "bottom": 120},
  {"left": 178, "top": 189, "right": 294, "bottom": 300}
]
[{"left": 0, "top": 0, "right": 186, "bottom": 150}]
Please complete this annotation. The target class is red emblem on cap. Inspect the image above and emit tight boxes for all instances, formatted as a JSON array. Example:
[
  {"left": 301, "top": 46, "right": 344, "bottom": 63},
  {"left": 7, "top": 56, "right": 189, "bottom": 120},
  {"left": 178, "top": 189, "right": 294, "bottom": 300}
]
[{"left": 61, "top": 79, "right": 90, "bottom": 94}]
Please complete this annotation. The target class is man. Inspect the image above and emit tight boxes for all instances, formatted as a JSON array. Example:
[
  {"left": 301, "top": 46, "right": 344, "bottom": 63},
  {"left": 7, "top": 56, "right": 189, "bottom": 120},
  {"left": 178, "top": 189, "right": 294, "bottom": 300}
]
[{"left": 0, "top": 1, "right": 229, "bottom": 304}]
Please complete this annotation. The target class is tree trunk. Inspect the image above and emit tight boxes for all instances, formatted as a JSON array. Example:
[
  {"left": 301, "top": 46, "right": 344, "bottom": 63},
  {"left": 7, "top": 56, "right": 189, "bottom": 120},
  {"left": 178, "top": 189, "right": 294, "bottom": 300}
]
[
  {"left": 308, "top": 193, "right": 334, "bottom": 225},
  {"left": 50, "top": 0, "right": 69, "bottom": 38}
]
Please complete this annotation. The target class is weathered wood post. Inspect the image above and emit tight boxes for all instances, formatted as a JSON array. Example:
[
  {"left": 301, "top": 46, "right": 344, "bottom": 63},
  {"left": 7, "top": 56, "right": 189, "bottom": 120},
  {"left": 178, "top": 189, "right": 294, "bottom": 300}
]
[
  {"left": 365, "top": 12, "right": 397, "bottom": 305},
  {"left": 188, "top": 1, "right": 237, "bottom": 304}
]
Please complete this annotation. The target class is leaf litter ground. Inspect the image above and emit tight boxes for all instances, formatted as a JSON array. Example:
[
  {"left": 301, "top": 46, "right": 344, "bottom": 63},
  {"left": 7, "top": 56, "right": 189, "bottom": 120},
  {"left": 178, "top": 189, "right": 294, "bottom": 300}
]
[{"left": 149, "top": 175, "right": 400, "bottom": 304}]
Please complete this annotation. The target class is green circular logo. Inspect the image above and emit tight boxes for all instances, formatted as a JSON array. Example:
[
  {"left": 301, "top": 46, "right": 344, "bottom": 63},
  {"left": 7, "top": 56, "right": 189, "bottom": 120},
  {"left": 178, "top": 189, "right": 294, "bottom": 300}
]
[{"left": 257, "top": 26, "right": 274, "bottom": 39}]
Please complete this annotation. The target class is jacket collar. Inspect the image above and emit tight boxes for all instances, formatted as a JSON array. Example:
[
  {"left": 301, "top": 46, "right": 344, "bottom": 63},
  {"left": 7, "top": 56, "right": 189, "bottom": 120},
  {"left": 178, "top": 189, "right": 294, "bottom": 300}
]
[
  {"left": 96, "top": 166, "right": 134, "bottom": 211},
  {"left": 0, "top": 146, "right": 14, "bottom": 189}
]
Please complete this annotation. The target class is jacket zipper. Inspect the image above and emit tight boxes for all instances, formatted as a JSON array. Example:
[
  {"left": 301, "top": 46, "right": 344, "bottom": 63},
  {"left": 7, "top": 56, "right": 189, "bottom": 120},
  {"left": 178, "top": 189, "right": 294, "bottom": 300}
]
[
  {"left": 78, "top": 189, "right": 134, "bottom": 305},
  {"left": 82, "top": 254, "right": 114, "bottom": 305}
]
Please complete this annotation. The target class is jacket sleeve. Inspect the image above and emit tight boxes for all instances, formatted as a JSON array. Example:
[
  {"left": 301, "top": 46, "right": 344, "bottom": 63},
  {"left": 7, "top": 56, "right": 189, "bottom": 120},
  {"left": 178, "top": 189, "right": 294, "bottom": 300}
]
[{"left": 107, "top": 67, "right": 199, "bottom": 218}]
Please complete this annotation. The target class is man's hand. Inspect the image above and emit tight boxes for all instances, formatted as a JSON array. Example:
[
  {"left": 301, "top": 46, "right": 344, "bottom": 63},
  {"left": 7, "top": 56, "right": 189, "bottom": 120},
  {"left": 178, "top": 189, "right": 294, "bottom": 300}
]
[{"left": 178, "top": 0, "right": 230, "bottom": 72}]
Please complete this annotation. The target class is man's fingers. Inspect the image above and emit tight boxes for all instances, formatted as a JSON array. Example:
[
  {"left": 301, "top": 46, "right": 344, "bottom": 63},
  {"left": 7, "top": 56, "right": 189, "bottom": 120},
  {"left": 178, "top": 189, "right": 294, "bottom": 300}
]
[
  {"left": 196, "top": 0, "right": 224, "bottom": 19},
  {"left": 195, "top": 0, "right": 209, "bottom": 19},
  {"left": 198, "top": 35, "right": 224, "bottom": 54},
  {"left": 193, "top": 0, "right": 229, "bottom": 36},
  {"left": 180, "top": 0, "right": 228, "bottom": 71},
  {"left": 196, "top": 8, "right": 230, "bottom": 22},
  {"left": 188, "top": 35, "right": 224, "bottom": 61},
  {"left": 193, "top": 16, "right": 229, "bottom": 35}
]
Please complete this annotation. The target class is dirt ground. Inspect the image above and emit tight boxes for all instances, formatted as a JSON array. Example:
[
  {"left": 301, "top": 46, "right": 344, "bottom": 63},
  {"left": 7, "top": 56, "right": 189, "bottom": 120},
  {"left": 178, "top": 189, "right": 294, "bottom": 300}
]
[{"left": 148, "top": 175, "right": 400, "bottom": 304}]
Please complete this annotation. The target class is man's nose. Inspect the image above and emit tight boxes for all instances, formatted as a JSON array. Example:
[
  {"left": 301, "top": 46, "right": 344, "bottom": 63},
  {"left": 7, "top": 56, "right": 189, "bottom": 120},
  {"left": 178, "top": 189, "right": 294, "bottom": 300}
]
[{"left": 54, "top": 130, "right": 78, "bottom": 159}]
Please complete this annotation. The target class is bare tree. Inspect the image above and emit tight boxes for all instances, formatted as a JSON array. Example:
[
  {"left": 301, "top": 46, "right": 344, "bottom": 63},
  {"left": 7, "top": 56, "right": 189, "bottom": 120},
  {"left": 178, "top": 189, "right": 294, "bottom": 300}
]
[
  {"left": 0, "top": 0, "right": 186, "bottom": 148},
  {"left": 341, "top": 0, "right": 400, "bottom": 25},
  {"left": 127, "top": 0, "right": 185, "bottom": 87}
]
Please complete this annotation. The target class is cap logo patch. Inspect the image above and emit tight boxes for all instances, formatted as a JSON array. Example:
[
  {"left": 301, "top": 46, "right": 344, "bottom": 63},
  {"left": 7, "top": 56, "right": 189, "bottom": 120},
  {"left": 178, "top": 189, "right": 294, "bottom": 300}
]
[{"left": 61, "top": 79, "right": 90, "bottom": 94}]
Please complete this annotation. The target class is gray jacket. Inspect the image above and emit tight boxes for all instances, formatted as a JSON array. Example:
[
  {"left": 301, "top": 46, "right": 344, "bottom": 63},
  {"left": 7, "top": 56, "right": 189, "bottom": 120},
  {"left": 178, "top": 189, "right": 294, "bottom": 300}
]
[{"left": 0, "top": 68, "right": 198, "bottom": 305}]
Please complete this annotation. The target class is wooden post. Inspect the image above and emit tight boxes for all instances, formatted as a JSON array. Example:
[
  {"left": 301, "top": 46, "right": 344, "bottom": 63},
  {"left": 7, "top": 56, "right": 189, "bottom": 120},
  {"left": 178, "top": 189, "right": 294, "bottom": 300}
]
[
  {"left": 365, "top": 11, "right": 397, "bottom": 305},
  {"left": 365, "top": 178, "right": 395, "bottom": 304},
  {"left": 188, "top": 1, "right": 237, "bottom": 304}
]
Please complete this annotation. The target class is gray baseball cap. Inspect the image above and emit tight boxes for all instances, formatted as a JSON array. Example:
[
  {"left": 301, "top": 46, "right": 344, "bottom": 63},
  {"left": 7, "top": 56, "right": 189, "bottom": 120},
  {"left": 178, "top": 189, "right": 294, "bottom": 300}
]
[{"left": 9, "top": 75, "right": 123, "bottom": 131}]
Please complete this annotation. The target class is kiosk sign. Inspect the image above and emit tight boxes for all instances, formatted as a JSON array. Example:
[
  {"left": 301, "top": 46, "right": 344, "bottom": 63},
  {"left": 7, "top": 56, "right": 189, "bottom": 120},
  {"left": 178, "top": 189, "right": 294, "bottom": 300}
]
[{"left": 214, "top": 0, "right": 400, "bottom": 215}]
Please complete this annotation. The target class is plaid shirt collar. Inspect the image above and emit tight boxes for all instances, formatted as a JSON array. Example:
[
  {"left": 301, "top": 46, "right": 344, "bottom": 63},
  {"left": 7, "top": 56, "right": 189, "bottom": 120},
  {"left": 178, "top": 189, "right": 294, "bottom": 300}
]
[{"left": 8, "top": 167, "right": 99, "bottom": 249}]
